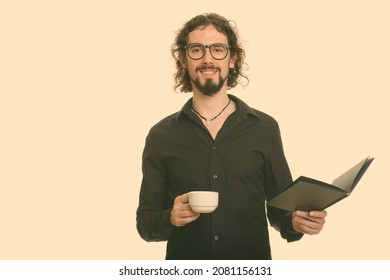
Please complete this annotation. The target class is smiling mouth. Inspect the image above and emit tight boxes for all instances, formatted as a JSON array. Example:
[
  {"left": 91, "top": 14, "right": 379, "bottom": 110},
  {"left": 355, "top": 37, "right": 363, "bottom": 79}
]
[
  {"left": 200, "top": 69, "right": 218, "bottom": 75},
  {"left": 197, "top": 65, "right": 220, "bottom": 76}
]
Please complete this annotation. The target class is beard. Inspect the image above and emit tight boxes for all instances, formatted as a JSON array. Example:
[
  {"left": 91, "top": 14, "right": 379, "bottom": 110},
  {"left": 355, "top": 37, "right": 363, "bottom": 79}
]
[{"left": 190, "top": 65, "right": 228, "bottom": 96}]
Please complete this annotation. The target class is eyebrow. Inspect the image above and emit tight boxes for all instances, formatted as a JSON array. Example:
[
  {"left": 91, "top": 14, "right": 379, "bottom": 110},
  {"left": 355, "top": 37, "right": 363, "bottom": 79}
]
[{"left": 186, "top": 42, "right": 228, "bottom": 45}]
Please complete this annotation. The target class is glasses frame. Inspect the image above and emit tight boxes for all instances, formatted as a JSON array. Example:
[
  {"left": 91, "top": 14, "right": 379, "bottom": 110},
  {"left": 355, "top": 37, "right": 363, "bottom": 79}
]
[{"left": 184, "top": 43, "right": 231, "bottom": 60}]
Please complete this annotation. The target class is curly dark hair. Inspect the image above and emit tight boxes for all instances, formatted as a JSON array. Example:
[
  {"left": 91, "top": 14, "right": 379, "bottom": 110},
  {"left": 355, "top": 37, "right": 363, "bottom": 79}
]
[{"left": 171, "top": 13, "right": 248, "bottom": 93}]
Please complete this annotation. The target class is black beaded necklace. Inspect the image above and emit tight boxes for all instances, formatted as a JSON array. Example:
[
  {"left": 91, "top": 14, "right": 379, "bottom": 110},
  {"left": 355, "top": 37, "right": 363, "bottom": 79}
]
[{"left": 191, "top": 98, "right": 231, "bottom": 127}]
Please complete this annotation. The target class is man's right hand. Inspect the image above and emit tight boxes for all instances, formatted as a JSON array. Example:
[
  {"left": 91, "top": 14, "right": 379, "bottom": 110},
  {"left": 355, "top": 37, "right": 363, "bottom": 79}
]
[{"left": 170, "top": 193, "right": 200, "bottom": 227}]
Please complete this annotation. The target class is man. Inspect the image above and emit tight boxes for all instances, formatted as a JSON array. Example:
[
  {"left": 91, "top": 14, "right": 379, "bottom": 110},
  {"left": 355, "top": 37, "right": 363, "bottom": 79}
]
[{"left": 136, "top": 13, "right": 327, "bottom": 260}]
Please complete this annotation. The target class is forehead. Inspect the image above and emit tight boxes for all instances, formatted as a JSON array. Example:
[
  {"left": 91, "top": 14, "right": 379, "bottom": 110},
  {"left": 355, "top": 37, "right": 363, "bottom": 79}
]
[{"left": 187, "top": 24, "right": 228, "bottom": 44}]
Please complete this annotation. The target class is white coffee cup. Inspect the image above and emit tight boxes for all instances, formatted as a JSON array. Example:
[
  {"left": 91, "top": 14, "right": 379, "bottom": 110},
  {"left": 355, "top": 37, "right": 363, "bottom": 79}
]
[{"left": 189, "top": 191, "right": 219, "bottom": 213}]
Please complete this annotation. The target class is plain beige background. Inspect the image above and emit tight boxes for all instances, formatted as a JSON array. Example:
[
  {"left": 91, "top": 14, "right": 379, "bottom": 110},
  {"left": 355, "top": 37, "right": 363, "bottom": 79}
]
[{"left": 1, "top": 1, "right": 389, "bottom": 259}]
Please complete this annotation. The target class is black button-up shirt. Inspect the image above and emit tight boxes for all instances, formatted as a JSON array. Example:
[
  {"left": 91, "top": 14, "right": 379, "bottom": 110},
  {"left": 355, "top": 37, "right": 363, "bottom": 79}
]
[{"left": 136, "top": 94, "right": 303, "bottom": 260}]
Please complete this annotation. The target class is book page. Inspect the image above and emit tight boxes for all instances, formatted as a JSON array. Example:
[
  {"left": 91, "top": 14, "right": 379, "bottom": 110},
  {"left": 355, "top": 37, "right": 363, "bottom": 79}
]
[
  {"left": 331, "top": 157, "right": 372, "bottom": 193},
  {"left": 267, "top": 178, "right": 348, "bottom": 211}
]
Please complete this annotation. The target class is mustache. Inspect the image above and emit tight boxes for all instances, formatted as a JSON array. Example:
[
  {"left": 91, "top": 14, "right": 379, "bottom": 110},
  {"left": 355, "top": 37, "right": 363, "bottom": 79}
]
[{"left": 196, "top": 65, "right": 221, "bottom": 72}]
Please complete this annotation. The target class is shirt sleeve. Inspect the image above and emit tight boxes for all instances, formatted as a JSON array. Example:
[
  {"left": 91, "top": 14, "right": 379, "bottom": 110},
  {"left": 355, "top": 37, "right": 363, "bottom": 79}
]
[
  {"left": 136, "top": 129, "right": 179, "bottom": 241},
  {"left": 267, "top": 207, "right": 303, "bottom": 242},
  {"left": 264, "top": 120, "right": 304, "bottom": 242}
]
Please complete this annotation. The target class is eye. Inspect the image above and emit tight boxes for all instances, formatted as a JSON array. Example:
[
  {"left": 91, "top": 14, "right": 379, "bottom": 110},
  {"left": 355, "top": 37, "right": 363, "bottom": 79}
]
[
  {"left": 189, "top": 44, "right": 203, "bottom": 53},
  {"left": 211, "top": 44, "right": 226, "bottom": 53}
]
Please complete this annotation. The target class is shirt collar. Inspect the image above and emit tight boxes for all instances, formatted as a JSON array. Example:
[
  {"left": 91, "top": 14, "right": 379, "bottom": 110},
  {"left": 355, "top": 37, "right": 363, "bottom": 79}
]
[{"left": 177, "top": 94, "right": 262, "bottom": 121}]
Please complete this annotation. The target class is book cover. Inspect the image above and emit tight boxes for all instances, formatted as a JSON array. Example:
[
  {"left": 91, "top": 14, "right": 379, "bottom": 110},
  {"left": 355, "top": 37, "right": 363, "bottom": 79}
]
[{"left": 267, "top": 156, "right": 374, "bottom": 211}]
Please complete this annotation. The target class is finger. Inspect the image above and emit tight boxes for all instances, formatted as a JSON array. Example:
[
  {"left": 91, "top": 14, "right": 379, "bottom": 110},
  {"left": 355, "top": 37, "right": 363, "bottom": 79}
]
[
  {"left": 179, "top": 203, "right": 193, "bottom": 211},
  {"left": 178, "top": 193, "right": 189, "bottom": 203},
  {"left": 173, "top": 193, "right": 187, "bottom": 202},
  {"left": 294, "top": 210, "right": 310, "bottom": 218},
  {"left": 178, "top": 213, "right": 200, "bottom": 225},
  {"left": 293, "top": 215, "right": 325, "bottom": 231},
  {"left": 297, "top": 223, "right": 322, "bottom": 235},
  {"left": 300, "top": 215, "right": 326, "bottom": 227},
  {"left": 295, "top": 210, "right": 327, "bottom": 219},
  {"left": 173, "top": 194, "right": 191, "bottom": 209},
  {"left": 295, "top": 218, "right": 324, "bottom": 234},
  {"left": 178, "top": 208, "right": 199, "bottom": 218},
  {"left": 172, "top": 211, "right": 200, "bottom": 227},
  {"left": 309, "top": 210, "right": 327, "bottom": 218}
]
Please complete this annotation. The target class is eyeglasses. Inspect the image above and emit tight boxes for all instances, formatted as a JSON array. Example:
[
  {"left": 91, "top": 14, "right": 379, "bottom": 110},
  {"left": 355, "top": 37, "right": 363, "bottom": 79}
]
[{"left": 184, "top": 43, "right": 231, "bottom": 60}]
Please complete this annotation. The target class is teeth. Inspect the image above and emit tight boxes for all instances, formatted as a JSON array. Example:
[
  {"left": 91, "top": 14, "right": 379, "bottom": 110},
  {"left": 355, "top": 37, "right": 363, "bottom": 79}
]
[{"left": 201, "top": 70, "right": 216, "bottom": 74}]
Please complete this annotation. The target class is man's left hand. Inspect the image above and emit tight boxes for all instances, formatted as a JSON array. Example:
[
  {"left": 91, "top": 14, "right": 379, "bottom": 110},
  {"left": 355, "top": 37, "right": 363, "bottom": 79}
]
[{"left": 292, "top": 210, "right": 327, "bottom": 235}]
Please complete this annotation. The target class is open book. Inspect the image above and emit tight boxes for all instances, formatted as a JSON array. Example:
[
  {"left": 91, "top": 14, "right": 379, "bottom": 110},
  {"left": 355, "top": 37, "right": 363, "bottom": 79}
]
[{"left": 267, "top": 156, "right": 374, "bottom": 211}]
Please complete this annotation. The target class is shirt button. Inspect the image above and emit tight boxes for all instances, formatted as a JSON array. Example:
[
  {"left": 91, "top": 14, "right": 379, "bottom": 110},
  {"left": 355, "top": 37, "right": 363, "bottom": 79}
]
[
  {"left": 214, "top": 235, "right": 219, "bottom": 241},
  {"left": 212, "top": 174, "right": 218, "bottom": 179},
  {"left": 212, "top": 146, "right": 217, "bottom": 150}
]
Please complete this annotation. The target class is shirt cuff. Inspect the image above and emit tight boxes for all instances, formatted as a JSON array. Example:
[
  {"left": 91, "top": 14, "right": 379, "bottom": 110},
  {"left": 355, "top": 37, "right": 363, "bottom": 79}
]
[
  {"left": 282, "top": 212, "right": 304, "bottom": 242},
  {"left": 160, "top": 208, "right": 180, "bottom": 239}
]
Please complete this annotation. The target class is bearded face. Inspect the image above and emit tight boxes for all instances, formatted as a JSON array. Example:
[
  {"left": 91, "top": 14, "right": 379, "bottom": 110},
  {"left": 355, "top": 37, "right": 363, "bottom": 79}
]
[{"left": 190, "top": 64, "right": 227, "bottom": 96}]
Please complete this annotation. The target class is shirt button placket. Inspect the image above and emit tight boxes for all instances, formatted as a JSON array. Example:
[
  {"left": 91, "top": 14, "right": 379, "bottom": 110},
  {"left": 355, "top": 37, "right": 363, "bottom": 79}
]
[
  {"left": 210, "top": 144, "right": 219, "bottom": 183},
  {"left": 210, "top": 143, "right": 222, "bottom": 258}
]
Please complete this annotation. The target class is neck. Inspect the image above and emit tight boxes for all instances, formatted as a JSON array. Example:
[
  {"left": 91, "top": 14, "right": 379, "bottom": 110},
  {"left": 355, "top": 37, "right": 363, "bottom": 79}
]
[{"left": 192, "top": 91, "right": 231, "bottom": 118}]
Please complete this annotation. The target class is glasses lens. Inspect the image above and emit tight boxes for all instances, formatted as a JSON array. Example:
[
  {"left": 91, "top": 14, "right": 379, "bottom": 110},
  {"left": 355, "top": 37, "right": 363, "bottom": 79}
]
[
  {"left": 187, "top": 44, "right": 205, "bottom": 60},
  {"left": 186, "top": 43, "right": 229, "bottom": 60},
  {"left": 210, "top": 43, "right": 228, "bottom": 60}
]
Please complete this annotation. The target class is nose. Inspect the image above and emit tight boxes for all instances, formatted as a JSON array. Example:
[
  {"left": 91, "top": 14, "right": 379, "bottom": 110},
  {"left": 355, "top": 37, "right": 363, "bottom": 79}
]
[{"left": 202, "top": 46, "right": 214, "bottom": 62}]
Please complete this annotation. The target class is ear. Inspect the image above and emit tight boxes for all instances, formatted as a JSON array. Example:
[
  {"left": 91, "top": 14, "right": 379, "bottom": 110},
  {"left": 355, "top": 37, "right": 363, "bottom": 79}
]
[
  {"left": 179, "top": 53, "right": 187, "bottom": 68},
  {"left": 229, "top": 53, "right": 237, "bottom": 69}
]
